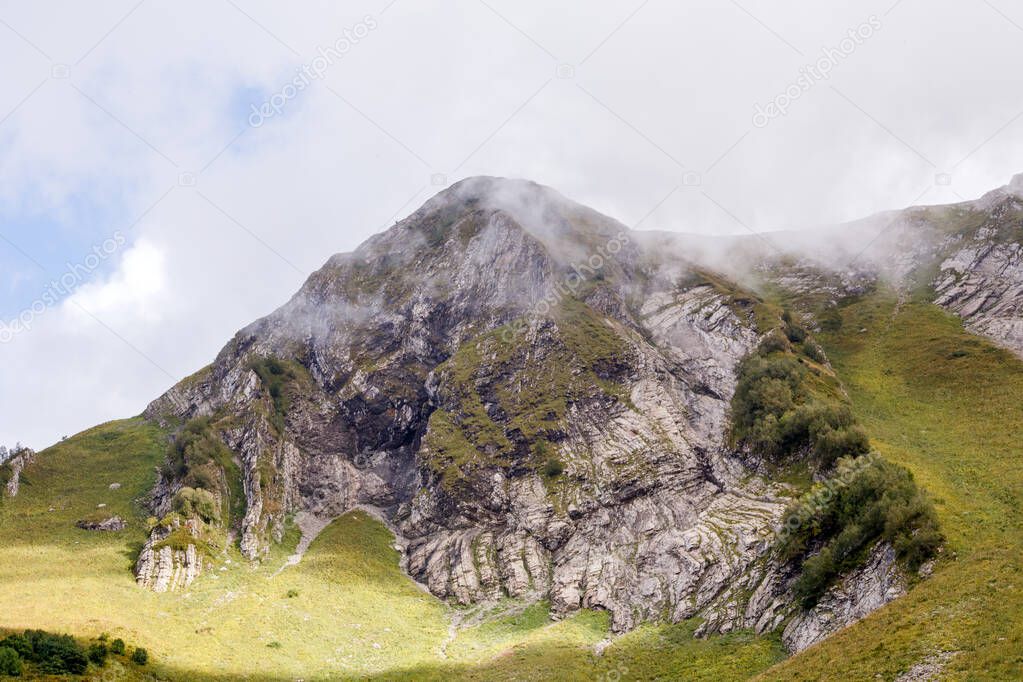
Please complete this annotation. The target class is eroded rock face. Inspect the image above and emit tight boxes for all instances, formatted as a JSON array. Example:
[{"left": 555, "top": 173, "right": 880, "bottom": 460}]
[
  {"left": 2, "top": 447, "right": 35, "bottom": 498},
  {"left": 134, "top": 519, "right": 204, "bottom": 592},
  {"left": 934, "top": 234, "right": 1023, "bottom": 358},
  {"left": 782, "top": 542, "right": 906, "bottom": 652},
  {"left": 138, "top": 177, "right": 909, "bottom": 644}
]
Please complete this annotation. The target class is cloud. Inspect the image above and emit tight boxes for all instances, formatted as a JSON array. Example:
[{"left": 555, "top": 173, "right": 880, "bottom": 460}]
[{"left": 1, "top": 0, "right": 1022, "bottom": 447}]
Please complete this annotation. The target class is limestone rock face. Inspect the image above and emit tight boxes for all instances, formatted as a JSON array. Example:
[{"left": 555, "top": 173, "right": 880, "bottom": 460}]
[
  {"left": 782, "top": 542, "right": 906, "bottom": 652},
  {"left": 137, "top": 177, "right": 914, "bottom": 643},
  {"left": 2, "top": 447, "right": 35, "bottom": 498},
  {"left": 134, "top": 520, "right": 204, "bottom": 592},
  {"left": 934, "top": 235, "right": 1023, "bottom": 358}
]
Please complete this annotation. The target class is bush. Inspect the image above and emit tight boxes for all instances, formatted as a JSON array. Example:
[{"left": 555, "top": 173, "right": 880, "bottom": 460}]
[
  {"left": 172, "top": 486, "right": 221, "bottom": 524},
  {"left": 784, "top": 321, "right": 807, "bottom": 344},
  {"left": 732, "top": 341, "right": 871, "bottom": 468},
  {"left": 734, "top": 323, "right": 942, "bottom": 610},
  {"left": 781, "top": 456, "right": 942, "bottom": 607},
  {"left": 802, "top": 340, "right": 826, "bottom": 363},
  {"left": 19, "top": 630, "right": 88, "bottom": 675},
  {"left": 131, "top": 647, "right": 149, "bottom": 666},
  {"left": 812, "top": 424, "right": 870, "bottom": 468},
  {"left": 0, "top": 635, "right": 30, "bottom": 660},
  {"left": 287, "top": 589, "right": 299, "bottom": 598},
  {"left": 730, "top": 353, "right": 805, "bottom": 458},
  {"left": 0, "top": 647, "right": 21, "bottom": 676},
  {"left": 250, "top": 357, "right": 300, "bottom": 433},
  {"left": 110, "top": 638, "right": 126, "bottom": 656},
  {"left": 756, "top": 330, "right": 791, "bottom": 356},
  {"left": 542, "top": 457, "right": 565, "bottom": 478},
  {"left": 88, "top": 642, "right": 108, "bottom": 665}
]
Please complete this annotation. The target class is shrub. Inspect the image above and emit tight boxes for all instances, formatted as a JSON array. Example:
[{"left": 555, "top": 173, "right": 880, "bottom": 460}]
[
  {"left": 0, "top": 647, "right": 21, "bottom": 676},
  {"left": 732, "top": 340, "right": 871, "bottom": 468},
  {"left": 812, "top": 424, "right": 870, "bottom": 468},
  {"left": 22, "top": 630, "right": 88, "bottom": 675},
  {"left": 172, "top": 486, "right": 221, "bottom": 524},
  {"left": 287, "top": 589, "right": 299, "bottom": 598},
  {"left": 131, "top": 647, "right": 149, "bottom": 665},
  {"left": 781, "top": 456, "right": 942, "bottom": 607},
  {"left": 542, "top": 457, "right": 565, "bottom": 478},
  {"left": 730, "top": 353, "right": 806, "bottom": 458},
  {"left": 0, "top": 635, "right": 30, "bottom": 659},
  {"left": 250, "top": 357, "right": 300, "bottom": 433},
  {"left": 802, "top": 340, "right": 826, "bottom": 363},
  {"left": 756, "top": 330, "right": 791, "bottom": 356},
  {"left": 88, "top": 642, "right": 108, "bottom": 665},
  {"left": 109, "top": 638, "right": 126, "bottom": 656},
  {"left": 784, "top": 321, "right": 807, "bottom": 344}
]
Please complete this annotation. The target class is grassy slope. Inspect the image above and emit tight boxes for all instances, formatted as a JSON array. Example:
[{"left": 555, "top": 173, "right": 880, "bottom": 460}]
[
  {"left": 0, "top": 419, "right": 784, "bottom": 681},
  {"left": 760, "top": 291, "right": 1023, "bottom": 680}
]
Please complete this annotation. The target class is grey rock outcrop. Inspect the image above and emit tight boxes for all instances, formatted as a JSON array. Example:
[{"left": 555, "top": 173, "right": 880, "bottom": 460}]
[
  {"left": 76, "top": 516, "right": 127, "bottom": 532},
  {"left": 2, "top": 447, "right": 35, "bottom": 498},
  {"left": 134, "top": 518, "right": 204, "bottom": 592},
  {"left": 934, "top": 234, "right": 1023, "bottom": 358},
  {"left": 782, "top": 542, "right": 906, "bottom": 652}
]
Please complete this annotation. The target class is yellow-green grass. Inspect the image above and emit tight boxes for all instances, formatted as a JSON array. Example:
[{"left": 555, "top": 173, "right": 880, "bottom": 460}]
[
  {"left": 0, "top": 419, "right": 447, "bottom": 679},
  {"left": 759, "top": 291, "right": 1023, "bottom": 680},
  {"left": 376, "top": 615, "right": 785, "bottom": 681},
  {"left": 0, "top": 418, "right": 785, "bottom": 681}
]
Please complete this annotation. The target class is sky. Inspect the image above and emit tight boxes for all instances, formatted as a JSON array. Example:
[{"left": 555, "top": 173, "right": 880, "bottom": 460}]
[{"left": 1, "top": 0, "right": 1022, "bottom": 449}]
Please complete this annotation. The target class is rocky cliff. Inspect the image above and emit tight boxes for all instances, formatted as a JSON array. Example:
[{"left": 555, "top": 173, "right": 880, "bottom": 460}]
[
  {"left": 0, "top": 447, "right": 35, "bottom": 498},
  {"left": 137, "top": 177, "right": 947, "bottom": 651}
]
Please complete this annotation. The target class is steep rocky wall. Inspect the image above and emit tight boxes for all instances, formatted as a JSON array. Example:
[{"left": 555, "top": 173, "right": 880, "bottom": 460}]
[
  {"left": 782, "top": 542, "right": 907, "bottom": 652},
  {"left": 2, "top": 448, "right": 35, "bottom": 498},
  {"left": 934, "top": 236, "right": 1023, "bottom": 358}
]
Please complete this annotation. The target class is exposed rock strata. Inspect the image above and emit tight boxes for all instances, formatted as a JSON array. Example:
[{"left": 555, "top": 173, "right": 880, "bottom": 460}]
[
  {"left": 782, "top": 542, "right": 906, "bottom": 652},
  {"left": 134, "top": 519, "right": 204, "bottom": 592},
  {"left": 2, "top": 447, "right": 35, "bottom": 498},
  {"left": 934, "top": 235, "right": 1023, "bottom": 358}
]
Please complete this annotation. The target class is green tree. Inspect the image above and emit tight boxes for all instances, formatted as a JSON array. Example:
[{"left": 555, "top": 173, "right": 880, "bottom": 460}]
[
  {"left": 132, "top": 647, "right": 149, "bottom": 666},
  {"left": 88, "top": 642, "right": 108, "bottom": 665},
  {"left": 0, "top": 647, "right": 22, "bottom": 676}
]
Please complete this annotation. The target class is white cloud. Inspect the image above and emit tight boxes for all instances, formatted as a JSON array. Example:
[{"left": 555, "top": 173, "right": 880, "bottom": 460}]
[{"left": 1, "top": 0, "right": 1023, "bottom": 447}]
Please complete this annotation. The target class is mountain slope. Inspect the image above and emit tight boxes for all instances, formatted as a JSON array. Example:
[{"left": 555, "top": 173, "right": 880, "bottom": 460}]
[
  {"left": 6, "top": 175, "right": 1022, "bottom": 679},
  {"left": 141, "top": 177, "right": 814, "bottom": 635},
  {"left": 759, "top": 290, "right": 1023, "bottom": 680}
]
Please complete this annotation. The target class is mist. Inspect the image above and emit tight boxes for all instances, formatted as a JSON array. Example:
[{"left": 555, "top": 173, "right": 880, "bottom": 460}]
[{"left": 2, "top": 1, "right": 1022, "bottom": 448}]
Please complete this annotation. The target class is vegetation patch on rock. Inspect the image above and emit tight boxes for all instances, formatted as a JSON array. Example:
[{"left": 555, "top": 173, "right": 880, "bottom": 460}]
[{"left": 729, "top": 308, "right": 942, "bottom": 608}]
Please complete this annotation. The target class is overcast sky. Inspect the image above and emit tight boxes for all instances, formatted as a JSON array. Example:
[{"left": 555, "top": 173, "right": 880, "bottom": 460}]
[{"left": 1, "top": 0, "right": 1022, "bottom": 449}]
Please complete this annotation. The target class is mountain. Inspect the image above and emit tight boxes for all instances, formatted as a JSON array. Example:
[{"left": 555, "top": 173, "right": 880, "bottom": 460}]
[
  {"left": 136, "top": 176, "right": 936, "bottom": 646},
  {"left": 2, "top": 175, "right": 1022, "bottom": 680}
]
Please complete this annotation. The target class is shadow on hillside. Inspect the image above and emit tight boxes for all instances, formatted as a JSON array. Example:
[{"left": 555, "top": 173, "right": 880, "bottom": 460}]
[
  {"left": 144, "top": 647, "right": 607, "bottom": 682},
  {"left": 140, "top": 628, "right": 783, "bottom": 682}
]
